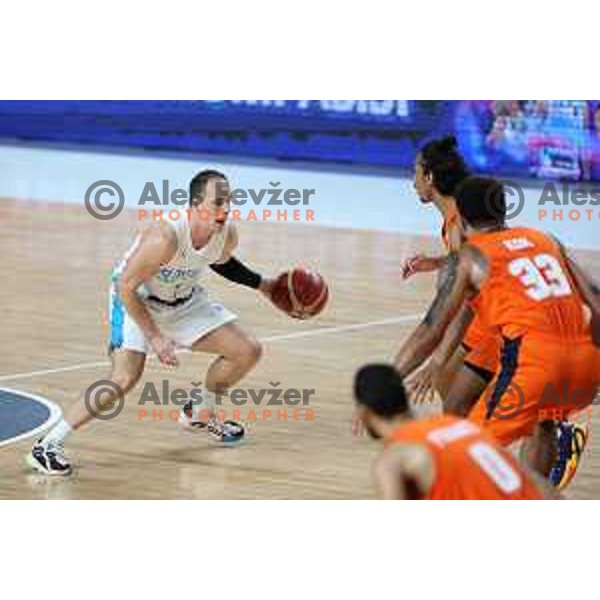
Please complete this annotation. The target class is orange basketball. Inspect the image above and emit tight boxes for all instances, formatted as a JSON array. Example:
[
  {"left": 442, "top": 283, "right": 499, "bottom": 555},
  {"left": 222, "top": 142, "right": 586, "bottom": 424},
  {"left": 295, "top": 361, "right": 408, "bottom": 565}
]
[{"left": 270, "top": 267, "right": 329, "bottom": 319}]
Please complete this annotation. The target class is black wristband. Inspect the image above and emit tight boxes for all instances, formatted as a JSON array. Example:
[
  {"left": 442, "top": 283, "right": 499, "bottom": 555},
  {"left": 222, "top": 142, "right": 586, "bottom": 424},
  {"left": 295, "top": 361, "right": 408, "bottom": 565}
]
[{"left": 210, "top": 256, "right": 262, "bottom": 289}]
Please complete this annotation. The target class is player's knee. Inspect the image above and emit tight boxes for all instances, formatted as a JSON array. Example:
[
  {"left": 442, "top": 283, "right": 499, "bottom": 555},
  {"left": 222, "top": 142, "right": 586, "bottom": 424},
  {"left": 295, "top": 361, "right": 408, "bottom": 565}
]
[{"left": 238, "top": 338, "right": 262, "bottom": 367}]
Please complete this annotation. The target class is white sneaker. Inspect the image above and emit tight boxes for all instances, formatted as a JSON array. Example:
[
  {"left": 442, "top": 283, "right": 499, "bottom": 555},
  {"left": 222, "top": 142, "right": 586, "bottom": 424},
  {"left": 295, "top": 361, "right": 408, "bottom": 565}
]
[
  {"left": 28, "top": 439, "right": 72, "bottom": 476},
  {"left": 179, "top": 401, "right": 245, "bottom": 444}
]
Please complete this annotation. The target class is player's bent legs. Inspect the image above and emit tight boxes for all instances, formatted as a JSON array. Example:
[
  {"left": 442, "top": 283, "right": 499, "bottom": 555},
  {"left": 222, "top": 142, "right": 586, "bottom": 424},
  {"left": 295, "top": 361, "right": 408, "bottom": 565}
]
[
  {"left": 467, "top": 337, "right": 597, "bottom": 477},
  {"left": 191, "top": 321, "right": 262, "bottom": 394},
  {"left": 444, "top": 362, "right": 492, "bottom": 417},
  {"left": 469, "top": 394, "right": 558, "bottom": 477},
  {"left": 521, "top": 341, "right": 599, "bottom": 478},
  {"left": 65, "top": 349, "right": 146, "bottom": 430}
]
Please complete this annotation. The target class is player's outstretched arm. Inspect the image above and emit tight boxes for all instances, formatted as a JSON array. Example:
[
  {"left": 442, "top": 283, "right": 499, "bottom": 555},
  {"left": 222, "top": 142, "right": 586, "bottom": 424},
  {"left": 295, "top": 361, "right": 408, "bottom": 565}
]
[
  {"left": 401, "top": 254, "right": 447, "bottom": 279},
  {"left": 395, "top": 249, "right": 475, "bottom": 378},
  {"left": 408, "top": 302, "right": 475, "bottom": 404},
  {"left": 401, "top": 214, "right": 464, "bottom": 279},
  {"left": 210, "top": 224, "right": 274, "bottom": 297},
  {"left": 432, "top": 302, "right": 474, "bottom": 369},
  {"left": 374, "top": 444, "right": 433, "bottom": 500}
]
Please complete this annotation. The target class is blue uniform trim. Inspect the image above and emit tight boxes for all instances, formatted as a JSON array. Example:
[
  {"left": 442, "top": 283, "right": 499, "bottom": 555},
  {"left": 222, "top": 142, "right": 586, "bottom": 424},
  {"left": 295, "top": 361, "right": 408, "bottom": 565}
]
[
  {"left": 485, "top": 337, "right": 521, "bottom": 420},
  {"left": 109, "top": 269, "right": 125, "bottom": 353}
]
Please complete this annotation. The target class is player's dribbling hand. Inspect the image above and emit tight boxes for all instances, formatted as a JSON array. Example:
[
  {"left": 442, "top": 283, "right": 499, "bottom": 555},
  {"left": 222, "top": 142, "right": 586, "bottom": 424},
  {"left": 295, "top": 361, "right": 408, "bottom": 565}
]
[
  {"left": 401, "top": 254, "right": 442, "bottom": 279},
  {"left": 151, "top": 335, "right": 179, "bottom": 367},
  {"left": 407, "top": 362, "right": 438, "bottom": 404},
  {"left": 258, "top": 277, "right": 275, "bottom": 300}
]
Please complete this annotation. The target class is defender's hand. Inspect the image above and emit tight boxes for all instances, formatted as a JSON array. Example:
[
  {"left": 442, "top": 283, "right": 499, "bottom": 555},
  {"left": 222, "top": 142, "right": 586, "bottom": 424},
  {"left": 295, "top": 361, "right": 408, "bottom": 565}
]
[
  {"left": 401, "top": 254, "right": 443, "bottom": 279},
  {"left": 407, "top": 362, "right": 439, "bottom": 404}
]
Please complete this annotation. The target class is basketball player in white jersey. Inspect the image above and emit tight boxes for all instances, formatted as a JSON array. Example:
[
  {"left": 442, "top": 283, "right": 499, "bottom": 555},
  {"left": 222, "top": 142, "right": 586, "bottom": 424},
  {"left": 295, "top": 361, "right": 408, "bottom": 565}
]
[{"left": 29, "top": 170, "right": 275, "bottom": 475}]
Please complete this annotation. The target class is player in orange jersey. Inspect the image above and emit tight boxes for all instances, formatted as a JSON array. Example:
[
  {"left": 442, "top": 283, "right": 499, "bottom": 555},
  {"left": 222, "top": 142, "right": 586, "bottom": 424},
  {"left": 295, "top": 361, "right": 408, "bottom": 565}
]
[
  {"left": 401, "top": 136, "right": 500, "bottom": 413},
  {"left": 402, "top": 136, "right": 464, "bottom": 276},
  {"left": 354, "top": 363, "right": 551, "bottom": 499},
  {"left": 394, "top": 176, "right": 600, "bottom": 479}
]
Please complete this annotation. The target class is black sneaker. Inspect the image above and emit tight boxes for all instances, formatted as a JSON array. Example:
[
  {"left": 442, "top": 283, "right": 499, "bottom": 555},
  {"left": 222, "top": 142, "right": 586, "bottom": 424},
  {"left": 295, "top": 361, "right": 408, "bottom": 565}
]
[{"left": 27, "top": 440, "right": 72, "bottom": 476}]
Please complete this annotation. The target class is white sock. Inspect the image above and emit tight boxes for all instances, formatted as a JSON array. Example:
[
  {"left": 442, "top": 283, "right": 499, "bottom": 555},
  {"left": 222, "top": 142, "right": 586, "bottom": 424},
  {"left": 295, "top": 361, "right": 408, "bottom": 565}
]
[
  {"left": 42, "top": 419, "right": 73, "bottom": 447},
  {"left": 190, "top": 389, "right": 215, "bottom": 420}
]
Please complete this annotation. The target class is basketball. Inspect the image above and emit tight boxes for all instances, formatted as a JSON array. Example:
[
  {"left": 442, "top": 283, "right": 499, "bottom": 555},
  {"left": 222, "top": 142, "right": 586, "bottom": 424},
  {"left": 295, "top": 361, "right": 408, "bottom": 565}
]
[{"left": 270, "top": 267, "right": 329, "bottom": 318}]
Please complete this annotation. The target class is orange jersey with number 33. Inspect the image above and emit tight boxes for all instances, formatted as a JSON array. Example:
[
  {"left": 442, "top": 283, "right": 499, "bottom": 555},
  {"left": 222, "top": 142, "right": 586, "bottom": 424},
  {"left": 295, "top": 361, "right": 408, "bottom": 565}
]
[
  {"left": 388, "top": 415, "right": 543, "bottom": 499},
  {"left": 467, "top": 227, "right": 589, "bottom": 341}
]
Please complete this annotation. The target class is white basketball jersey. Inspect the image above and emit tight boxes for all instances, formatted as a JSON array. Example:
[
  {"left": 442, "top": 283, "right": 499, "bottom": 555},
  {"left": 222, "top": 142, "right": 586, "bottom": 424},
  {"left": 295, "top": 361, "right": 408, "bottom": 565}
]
[{"left": 115, "top": 212, "right": 228, "bottom": 304}]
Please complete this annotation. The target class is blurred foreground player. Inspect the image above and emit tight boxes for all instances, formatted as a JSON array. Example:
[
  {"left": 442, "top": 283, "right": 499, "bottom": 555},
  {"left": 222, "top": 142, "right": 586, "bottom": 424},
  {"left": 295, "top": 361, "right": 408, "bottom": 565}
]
[
  {"left": 354, "top": 364, "right": 550, "bottom": 500},
  {"left": 395, "top": 176, "right": 600, "bottom": 482},
  {"left": 29, "top": 170, "right": 277, "bottom": 475}
]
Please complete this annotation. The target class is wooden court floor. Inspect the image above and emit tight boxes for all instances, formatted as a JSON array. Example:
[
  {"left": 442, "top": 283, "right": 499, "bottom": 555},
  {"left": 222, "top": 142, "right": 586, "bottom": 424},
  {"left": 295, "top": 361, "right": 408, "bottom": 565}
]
[{"left": 0, "top": 199, "right": 598, "bottom": 499}]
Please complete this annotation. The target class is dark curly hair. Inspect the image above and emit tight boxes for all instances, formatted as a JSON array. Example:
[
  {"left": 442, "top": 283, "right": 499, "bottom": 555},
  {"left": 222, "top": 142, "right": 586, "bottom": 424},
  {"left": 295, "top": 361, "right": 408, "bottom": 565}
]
[{"left": 419, "top": 135, "right": 471, "bottom": 196}]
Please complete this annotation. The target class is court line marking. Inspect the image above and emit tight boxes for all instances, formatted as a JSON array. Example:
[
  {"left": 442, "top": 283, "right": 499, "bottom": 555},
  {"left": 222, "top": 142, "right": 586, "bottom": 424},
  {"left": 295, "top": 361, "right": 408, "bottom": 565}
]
[
  {"left": 0, "top": 388, "right": 63, "bottom": 447},
  {"left": 0, "top": 313, "right": 421, "bottom": 383}
]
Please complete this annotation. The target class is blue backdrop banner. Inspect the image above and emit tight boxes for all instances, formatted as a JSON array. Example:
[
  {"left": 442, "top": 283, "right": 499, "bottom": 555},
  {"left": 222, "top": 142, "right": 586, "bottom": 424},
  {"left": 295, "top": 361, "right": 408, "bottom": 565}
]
[{"left": 0, "top": 100, "right": 599, "bottom": 180}]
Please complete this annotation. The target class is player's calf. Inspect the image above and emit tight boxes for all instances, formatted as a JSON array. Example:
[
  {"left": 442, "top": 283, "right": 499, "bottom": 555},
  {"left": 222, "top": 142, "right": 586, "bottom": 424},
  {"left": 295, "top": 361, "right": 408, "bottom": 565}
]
[{"left": 522, "top": 420, "right": 558, "bottom": 478}]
